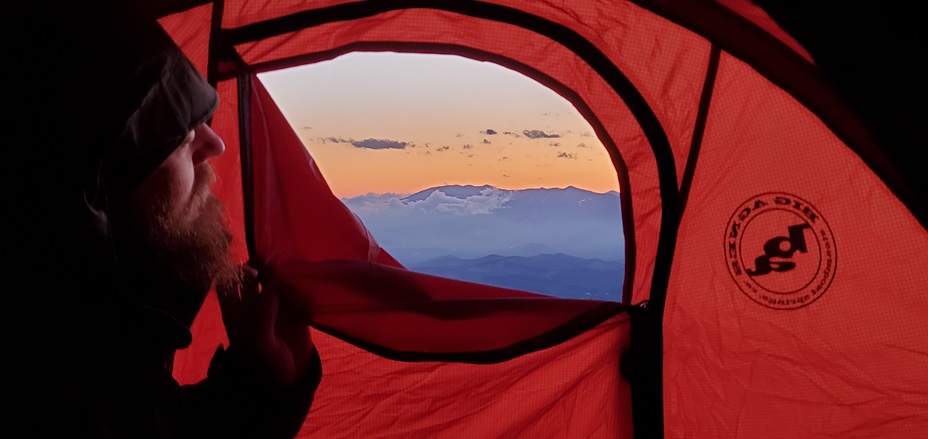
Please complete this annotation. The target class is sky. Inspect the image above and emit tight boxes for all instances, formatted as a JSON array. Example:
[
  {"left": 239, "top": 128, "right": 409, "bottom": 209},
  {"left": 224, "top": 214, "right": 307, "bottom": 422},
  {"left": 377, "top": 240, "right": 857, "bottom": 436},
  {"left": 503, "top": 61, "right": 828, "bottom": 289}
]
[{"left": 258, "top": 52, "right": 619, "bottom": 199}]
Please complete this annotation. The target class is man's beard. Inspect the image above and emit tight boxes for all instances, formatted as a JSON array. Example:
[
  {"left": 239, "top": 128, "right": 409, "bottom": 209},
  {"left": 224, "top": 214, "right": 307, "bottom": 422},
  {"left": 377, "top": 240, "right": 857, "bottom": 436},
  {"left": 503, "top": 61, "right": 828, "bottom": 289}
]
[{"left": 132, "top": 164, "right": 238, "bottom": 295}]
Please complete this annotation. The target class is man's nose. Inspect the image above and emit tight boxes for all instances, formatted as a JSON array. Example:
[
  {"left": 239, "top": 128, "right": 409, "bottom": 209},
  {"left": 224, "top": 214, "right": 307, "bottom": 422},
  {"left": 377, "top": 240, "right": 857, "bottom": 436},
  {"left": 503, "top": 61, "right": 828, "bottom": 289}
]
[{"left": 192, "top": 123, "right": 226, "bottom": 163}]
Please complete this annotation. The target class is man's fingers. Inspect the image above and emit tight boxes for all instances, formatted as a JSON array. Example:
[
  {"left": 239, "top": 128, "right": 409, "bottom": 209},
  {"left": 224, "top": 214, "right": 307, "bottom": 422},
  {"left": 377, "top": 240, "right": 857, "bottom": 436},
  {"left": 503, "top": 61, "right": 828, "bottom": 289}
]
[
  {"left": 215, "top": 279, "right": 239, "bottom": 302},
  {"left": 242, "top": 264, "right": 259, "bottom": 281}
]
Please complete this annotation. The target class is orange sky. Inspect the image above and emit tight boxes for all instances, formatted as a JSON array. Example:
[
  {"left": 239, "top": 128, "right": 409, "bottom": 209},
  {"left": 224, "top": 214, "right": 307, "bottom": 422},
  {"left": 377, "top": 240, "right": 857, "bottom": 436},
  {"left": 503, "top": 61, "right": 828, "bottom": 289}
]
[{"left": 258, "top": 52, "right": 619, "bottom": 198}]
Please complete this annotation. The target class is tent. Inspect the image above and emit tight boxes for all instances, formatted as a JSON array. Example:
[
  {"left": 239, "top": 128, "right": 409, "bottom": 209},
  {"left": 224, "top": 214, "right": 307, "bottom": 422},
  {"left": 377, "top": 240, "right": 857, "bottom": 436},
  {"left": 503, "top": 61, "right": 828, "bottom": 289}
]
[{"left": 133, "top": 0, "right": 927, "bottom": 437}]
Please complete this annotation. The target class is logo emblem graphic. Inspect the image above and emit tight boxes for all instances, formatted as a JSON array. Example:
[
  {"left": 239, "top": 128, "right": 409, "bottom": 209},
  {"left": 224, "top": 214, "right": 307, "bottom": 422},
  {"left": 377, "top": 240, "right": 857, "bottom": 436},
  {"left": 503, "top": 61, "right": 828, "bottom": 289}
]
[{"left": 724, "top": 193, "right": 836, "bottom": 310}]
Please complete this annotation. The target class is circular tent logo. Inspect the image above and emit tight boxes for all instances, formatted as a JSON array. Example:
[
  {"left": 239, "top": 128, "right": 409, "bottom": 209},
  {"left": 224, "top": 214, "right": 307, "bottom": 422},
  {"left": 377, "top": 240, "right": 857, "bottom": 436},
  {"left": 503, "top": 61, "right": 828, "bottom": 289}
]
[{"left": 724, "top": 192, "right": 836, "bottom": 310}]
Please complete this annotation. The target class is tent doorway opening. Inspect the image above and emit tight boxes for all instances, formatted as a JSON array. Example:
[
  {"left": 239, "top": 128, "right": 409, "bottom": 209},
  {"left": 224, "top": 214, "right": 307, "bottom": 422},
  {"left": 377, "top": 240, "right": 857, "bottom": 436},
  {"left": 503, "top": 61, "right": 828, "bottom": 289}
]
[{"left": 259, "top": 52, "right": 624, "bottom": 301}]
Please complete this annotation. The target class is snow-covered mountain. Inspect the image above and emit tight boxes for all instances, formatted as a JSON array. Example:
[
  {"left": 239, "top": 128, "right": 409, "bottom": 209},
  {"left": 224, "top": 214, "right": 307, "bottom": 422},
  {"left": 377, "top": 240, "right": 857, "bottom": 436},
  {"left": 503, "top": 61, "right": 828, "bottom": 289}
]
[{"left": 341, "top": 185, "right": 624, "bottom": 264}]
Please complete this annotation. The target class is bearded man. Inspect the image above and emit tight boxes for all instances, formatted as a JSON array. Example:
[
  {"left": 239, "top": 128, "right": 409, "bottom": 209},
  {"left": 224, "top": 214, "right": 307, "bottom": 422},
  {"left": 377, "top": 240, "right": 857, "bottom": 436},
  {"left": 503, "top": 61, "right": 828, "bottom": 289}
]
[{"left": 10, "top": 2, "right": 320, "bottom": 437}]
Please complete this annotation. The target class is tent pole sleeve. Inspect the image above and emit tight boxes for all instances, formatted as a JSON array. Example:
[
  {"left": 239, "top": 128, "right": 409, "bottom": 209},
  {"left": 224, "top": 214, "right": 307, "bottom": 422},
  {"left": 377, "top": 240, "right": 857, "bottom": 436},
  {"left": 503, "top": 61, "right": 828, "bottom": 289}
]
[
  {"left": 237, "top": 74, "right": 257, "bottom": 262},
  {"left": 679, "top": 45, "right": 721, "bottom": 214}
]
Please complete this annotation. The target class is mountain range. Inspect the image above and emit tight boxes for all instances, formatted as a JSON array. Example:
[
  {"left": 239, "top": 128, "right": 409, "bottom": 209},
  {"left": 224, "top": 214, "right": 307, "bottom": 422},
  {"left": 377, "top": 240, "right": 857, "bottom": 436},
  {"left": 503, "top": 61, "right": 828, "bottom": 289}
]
[
  {"left": 409, "top": 253, "right": 623, "bottom": 301},
  {"left": 341, "top": 185, "right": 625, "bottom": 300}
]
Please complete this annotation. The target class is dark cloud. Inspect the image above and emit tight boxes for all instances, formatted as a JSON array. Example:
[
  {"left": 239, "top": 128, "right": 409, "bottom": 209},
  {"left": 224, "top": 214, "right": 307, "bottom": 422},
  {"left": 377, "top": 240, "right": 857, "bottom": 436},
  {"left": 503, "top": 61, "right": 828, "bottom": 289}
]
[
  {"left": 503, "top": 131, "right": 521, "bottom": 138},
  {"left": 549, "top": 142, "right": 560, "bottom": 147},
  {"left": 577, "top": 143, "right": 589, "bottom": 148},
  {"left": 483, "top": 139, "right": 491, "bottom": 144},
  {"left": 462, "top": 144, "right": 473, "bottom": 149},
  {"left": 436, "top": 145, "right": 451, "bottom": 152},
  {"left": 557, "top": 152, "right": 576, "bottom": 159},
  {"left": 351, "top": 138, "right": 409, "bottom": 150},
  {"left": 481, "top": 129, "right": 497, "bottom": 135},
  {"left": 523, "top": 129, "right": 560, "bottom": 139},
  {"left": 301, "top": 126, "right": 312, "bottom": 130},
  {"left": 319, "top": 136, "right": 350, "bottom": 144}
]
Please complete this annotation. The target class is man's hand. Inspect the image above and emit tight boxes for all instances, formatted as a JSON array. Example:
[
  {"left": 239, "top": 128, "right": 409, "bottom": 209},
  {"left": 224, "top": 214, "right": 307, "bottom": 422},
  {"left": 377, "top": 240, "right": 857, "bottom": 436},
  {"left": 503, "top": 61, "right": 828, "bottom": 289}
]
[{"left": 216, "top": 264, "right": 313, "bottom": 385}]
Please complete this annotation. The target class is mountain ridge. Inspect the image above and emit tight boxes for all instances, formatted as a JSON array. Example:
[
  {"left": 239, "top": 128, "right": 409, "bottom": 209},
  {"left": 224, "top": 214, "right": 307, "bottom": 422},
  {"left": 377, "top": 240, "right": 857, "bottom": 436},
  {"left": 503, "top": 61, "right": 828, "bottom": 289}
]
[
  {"left": 409, "top": 252, "right": 623, "bottom": 300},
  {"left": 342, "top": 183, "right": 625, "bottom": 265}
]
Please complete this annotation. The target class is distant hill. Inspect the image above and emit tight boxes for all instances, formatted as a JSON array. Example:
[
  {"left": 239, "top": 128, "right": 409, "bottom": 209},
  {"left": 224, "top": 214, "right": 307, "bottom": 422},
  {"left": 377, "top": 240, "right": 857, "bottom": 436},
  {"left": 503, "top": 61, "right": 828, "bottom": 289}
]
[
  {"left": 342, "top": 185, "right": 625, "bottom": 264},
  {"left": 409, "top": 253, "right": 623, "bottom": 301}
]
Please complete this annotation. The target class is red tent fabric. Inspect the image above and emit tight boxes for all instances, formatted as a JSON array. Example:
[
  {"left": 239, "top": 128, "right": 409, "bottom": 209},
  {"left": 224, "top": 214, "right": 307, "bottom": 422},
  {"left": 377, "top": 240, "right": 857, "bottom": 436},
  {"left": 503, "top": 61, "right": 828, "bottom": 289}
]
[{"left": 155, "top": 1, "right": 928, "bottom": 437}]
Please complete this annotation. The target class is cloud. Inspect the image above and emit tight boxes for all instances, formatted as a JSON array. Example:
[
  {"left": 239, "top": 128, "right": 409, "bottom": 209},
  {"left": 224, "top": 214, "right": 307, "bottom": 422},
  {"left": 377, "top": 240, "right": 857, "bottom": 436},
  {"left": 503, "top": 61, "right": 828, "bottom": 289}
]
[
  {"left": 482, "top": 139, "right": 492, "bottom": 144},
  {"left": 549, "top": 142, "right": 560, "bottom": 147},
  {"left": 346, "top": 187, "right": 514, "bottom": 216},
  {"left": 436, "top": 145, "right": 451, "bottom": 152},
  {"left": 481, "top": 129, "right": 497, "bottom": 135},
  {"left": 577, "top": 142, "right": 589, "bottom": 148},
  {"left": 557, "top": 152, "right": 576, "bottom": 159},
  {"left": 523, "top": 129, "right": 560, "bottom": 139},
  {"left": 503, "top": 131, "right": 522, "bottom": 138},
  {"left": 340, "top": 193, "right": 409, "bottom": 214},
  {"left": 351, "top": 138, "right": 409, "bottom": 150},
  {"left": 462, "top": 144, "right": 473, "bottom": 149},
  {"left": 319, "top": 136, "right": 351, "bottom": 144},
  {"left": 419, "top": 187, "right": 513, "bottom": 214}
]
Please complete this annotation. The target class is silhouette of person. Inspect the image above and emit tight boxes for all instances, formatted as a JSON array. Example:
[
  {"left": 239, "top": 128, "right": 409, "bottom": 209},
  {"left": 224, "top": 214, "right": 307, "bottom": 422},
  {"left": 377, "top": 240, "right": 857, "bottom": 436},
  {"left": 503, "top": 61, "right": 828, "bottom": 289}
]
[{"left": 10, "top": 2, "right": 320, "bottom": 437}]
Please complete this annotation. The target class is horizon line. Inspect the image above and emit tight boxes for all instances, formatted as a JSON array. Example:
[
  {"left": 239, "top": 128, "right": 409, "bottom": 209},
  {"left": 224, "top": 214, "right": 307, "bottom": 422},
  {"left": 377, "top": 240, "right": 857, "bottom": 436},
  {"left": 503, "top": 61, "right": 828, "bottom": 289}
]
[{"left": 339, "top": 183, "right": 621, "bottom": 199}]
